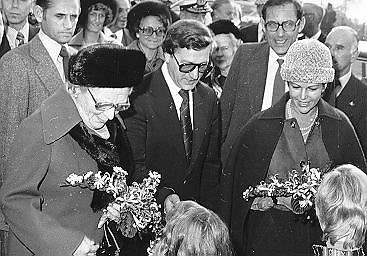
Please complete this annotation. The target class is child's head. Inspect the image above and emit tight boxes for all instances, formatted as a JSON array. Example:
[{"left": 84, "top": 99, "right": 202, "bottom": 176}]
[
  {"left": 315, "top": 164, "right": 367, "bottom": 249},
  {"left": 153, "top": 200, "right": 232, "bottom": 256}
]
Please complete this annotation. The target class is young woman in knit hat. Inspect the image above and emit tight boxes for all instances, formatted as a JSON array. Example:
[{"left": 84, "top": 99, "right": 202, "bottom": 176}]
[
  {"left": 219, "top": 39, "right": 367, "bottom": 256},
  {"left": 0, "top": 44, "right": 146, "bottom": 256}
]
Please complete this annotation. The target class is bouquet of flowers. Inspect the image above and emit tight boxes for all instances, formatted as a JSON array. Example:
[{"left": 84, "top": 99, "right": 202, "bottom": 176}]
[
  {"left": 64, "top": 167, "right": 163, "bottom": 255},
  {"left": 243, "top": 163, "right": 329, "bottom": 214}
]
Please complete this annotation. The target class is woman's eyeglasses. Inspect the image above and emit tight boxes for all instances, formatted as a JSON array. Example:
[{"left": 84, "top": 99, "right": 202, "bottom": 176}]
[
  {"left": 172, "top": 54, "right": 210, "bottom": 73},
  {"left": 88, "top": 89, "right": 130, "bottom": 112},
  {"left": 138, "top": 26, "right": 166, "bottom": 37}
]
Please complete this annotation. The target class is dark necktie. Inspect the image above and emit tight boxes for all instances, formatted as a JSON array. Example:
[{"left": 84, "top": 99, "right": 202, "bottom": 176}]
[
  {"left": 272, "top": 59, "right": 285, "bottom": 106},
  {"left": 110, "top": 33, "right": 117, "bottom": 39},
  {"left": 16, "top": 32, "right": 25, "bottom": 46},
  {"left": 333, "top": 78, "right": 342, "bottom": 106},
  {"left": 59, "top": 45, "right": 70, "bottom": 80},
  {"left": 179, "top": 89, "right": 193, "bottom": 162}
]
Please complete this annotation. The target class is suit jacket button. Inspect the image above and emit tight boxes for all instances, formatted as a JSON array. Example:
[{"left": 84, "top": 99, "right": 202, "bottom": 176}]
[{"left": 183, "top": 180, "right": 187, "bottom": 184}]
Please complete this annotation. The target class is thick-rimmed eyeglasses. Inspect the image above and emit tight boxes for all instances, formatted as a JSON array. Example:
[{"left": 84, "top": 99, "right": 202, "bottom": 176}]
[
  {"left": 172, "top": 54, "right": 209, "bottom": 73},
  {"left": 88, "top": 89, "right": 130, "bottom": 112},
  {"left": 138, "top": 26, "right": 166, "bottom": 37},
  {"left": 265, "top": 20, "right": 300, "bottom": 32}
]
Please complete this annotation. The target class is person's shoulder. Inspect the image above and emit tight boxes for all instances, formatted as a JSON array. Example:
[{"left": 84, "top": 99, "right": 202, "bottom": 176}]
[
  {"left": 236, "top": 41, "right": 268, "bottom": 56},
  {"left": 0, "top": 44, "right": 32, "bottom": 67}
]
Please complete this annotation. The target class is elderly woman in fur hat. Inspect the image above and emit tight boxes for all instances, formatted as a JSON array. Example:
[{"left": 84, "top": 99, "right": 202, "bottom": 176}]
[
  {"left": 219, "top": 39, "right": 367, "bottom": 256},
  {"left": 0, "top": 44, "right": 145, "bottom": 256},
  {"left": 69, "top": 0, "right": 120, "bottom": 50}
]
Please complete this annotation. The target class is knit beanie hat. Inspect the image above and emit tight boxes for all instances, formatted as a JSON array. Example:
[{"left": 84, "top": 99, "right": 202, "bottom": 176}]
[
  {"left": 68, "top": 44, "right": 146, "bottom": 88},
  {"left": 281, "top": 39, "right": 335, "bottom": 84}
]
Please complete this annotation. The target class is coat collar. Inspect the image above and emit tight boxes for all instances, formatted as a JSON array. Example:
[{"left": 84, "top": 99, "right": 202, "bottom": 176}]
[
  {"left": 259, "top": 93, "right": 341, "bottom": 120},
  {"left": 40, "top": 87, "right": 82, "bottom": 144},
  {"left": 30, "top": 35, "right": 65, "bottom": 93}
]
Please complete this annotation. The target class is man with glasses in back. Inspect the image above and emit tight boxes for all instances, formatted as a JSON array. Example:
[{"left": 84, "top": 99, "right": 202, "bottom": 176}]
[
  {"left": 125, "top": 20, "right": 221, "bottom": 227},
  {"left": 220, "top": 0, "right": 305, "bottom": 163}
]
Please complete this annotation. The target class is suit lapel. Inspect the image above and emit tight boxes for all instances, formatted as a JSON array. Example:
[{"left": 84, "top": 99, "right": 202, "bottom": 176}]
[
  {"left": 248, "top": 43, "right": 269, "bottom": 113},
  {"left": 30, "top": 35, "right": 64, "bottom": 93},
  {"left": 0, "top": 32, "right": 11, "bottom": 58},
  {"left": 28, "top": 24, "right": 40, "bottom": 41},
  {"left": 190, "top": 84, "right": 208, "bottom": 168},
  {"left": 149, "top": 70, "right": 187, "bottom": 162},
  {"left": 337, "top": 75, "right": 358, "bottom": 120}
]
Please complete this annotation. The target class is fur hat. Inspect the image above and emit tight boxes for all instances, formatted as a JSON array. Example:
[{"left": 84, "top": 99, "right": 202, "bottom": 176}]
[
  {"left": 281, "top": 39, "right": 334, "bottom": 84},
  {"left": 68, "top": 44, "right": 146, "bottom": 88},
  {"left": 208, "top": 20, "right": 242, "bottom": 40}
]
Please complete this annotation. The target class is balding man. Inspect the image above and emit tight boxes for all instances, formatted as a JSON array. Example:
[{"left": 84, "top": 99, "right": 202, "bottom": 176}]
[
  {"left": 324, "top": 26, "right": 367, "bottom": 157},
  {"left": 301, "top": 2, "right": 326, "bottom": 42}
]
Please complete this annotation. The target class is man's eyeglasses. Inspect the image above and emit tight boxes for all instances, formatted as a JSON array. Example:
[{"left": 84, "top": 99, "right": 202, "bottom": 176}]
[
  {"left": 138, "top": 26, "right": 166, "bottom": 37},
  {"left": 172, "top": 54, "right": 209, "bottom": 73},
  {"left": 265, "top": 20, "right": 300, "bottom": 32},
  {"left": 88, "top": 89, "right": 130, "bottom": 112}
]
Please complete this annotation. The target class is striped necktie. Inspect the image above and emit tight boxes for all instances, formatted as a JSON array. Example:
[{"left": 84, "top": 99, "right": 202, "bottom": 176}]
[
  {"left": 16, "top": 32, "right": 25, "bottom": 46},
  {"left": 179, "top": 89, "right": 193, "bottom": 162}
]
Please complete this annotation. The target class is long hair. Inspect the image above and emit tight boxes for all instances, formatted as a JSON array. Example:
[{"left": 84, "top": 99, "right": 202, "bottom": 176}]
[
  {"left": 152, "top": 201, "right": 232, "bottom": 256},
  {"left": 315, "top": 164, "right": 367, "bottom": 249}
]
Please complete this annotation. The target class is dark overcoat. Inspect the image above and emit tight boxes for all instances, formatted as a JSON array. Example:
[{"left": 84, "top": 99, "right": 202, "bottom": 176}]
[{"left": 219, "top": 94, "right": 367, "bottom": 254}]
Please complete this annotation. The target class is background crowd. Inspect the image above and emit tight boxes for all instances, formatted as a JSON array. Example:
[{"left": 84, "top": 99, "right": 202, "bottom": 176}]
[{"left": 0, "top": 0, "right": 367, "bottom": 255}]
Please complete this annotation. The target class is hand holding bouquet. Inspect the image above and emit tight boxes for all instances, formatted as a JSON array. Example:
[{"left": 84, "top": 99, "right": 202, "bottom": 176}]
[
  {"left": 243, "top": 163, "right": 329, "bottom": 214},
  {"left": 64, "top": 167, "right": 163, "bottom": 255}
]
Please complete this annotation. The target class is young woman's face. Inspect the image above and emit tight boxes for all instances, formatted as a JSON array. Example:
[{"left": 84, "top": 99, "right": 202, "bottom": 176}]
[
  {"left": 86, "top": 9, "right": 106, "bottom": 33},
  {"left": 288, "top": 81, "right": 325, "bottom": 114}
]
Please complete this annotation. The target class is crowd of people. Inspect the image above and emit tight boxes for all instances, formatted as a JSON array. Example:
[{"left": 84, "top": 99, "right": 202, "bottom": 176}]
[{"left": 1, "top": 0, "right": 367, "bottom": 255}]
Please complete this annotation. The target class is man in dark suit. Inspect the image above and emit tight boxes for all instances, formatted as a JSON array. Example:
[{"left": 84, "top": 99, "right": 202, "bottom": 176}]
[
  {"left": 300, "top": 2, "right": 326, "bottom": 43},
  {"left": 0, "top": 0, "right": 39, "bottom": 58},
  {"left": 221, "top": 0, "right": 305, "bottom": 163},
  {"left": 125, "top": 20, "right": 221, "bottom": 214},
  {"left": 0, "top": 0, "right": 80, "bottom": 251},
  {"left": 324, "top": 26, "right": 367, "bottom": 156}
]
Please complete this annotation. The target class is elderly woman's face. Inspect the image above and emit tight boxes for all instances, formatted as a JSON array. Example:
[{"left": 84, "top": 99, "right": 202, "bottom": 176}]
[
  {"left": 80, "top": 87, "right": 132, "bottom": 130},
  {"left": 288, "top": 81, "right": 325, "bottom": 114},
  {"left": 137, "top": 15, "right": 166, "bottom": 50},
  {"left": 86, "top": 9, "right": 106, "bottom": 33}
]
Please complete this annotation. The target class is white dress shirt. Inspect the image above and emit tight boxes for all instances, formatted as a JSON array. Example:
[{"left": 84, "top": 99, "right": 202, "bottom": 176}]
[
  {"left": 261, "top": 48, "right": 287, "bottom": 111},
  {"left": 38, "top": 29, "right": 69, "bottom": 83},
  {"left": 161, "top": 62, "right": 194, "bottom": 127},
  {"left": 0, "top": 12, "right": 3, "bottom": 45},
  {"left": 103, "top": 27, "right": 124, "bottom": 44},
  {"left": 337, "top": 69, "right": 352, "bottom": 97},
  {"left": 6, "top": 22, "right": 30, "bottom": 49}
]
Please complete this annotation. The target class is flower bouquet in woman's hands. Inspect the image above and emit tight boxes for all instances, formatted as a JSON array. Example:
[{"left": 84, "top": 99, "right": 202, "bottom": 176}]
[
  {"left": 243, "top": 162, "right": 331, "bottom": 214},
  {"left": 64, "top": 167, "right": 163, "bottom": 255}
]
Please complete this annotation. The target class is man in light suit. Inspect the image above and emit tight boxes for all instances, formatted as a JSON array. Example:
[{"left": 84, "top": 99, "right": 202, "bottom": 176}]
[
  {"left": 0, "top": 0, "right": 40, "bottom": 58},
  {"left": 220, "top": 0, "right": 305, "bottom": 163},
  {"left": 0, "top": 0, "right": 80, "bottom": 250},
  {"left": 324, "top": 26, "right": 367, "bottom": 157},
  {"left": 0, "top": 0, "right": 80, "bottom": 168},
  {"left": 125, "top": 20, "right": 221, "bottom": 215}
]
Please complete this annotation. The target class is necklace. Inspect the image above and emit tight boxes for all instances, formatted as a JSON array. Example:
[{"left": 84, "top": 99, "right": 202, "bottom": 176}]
[{"left": 286, "top": 100, "right": 318, "bottom": 132}]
